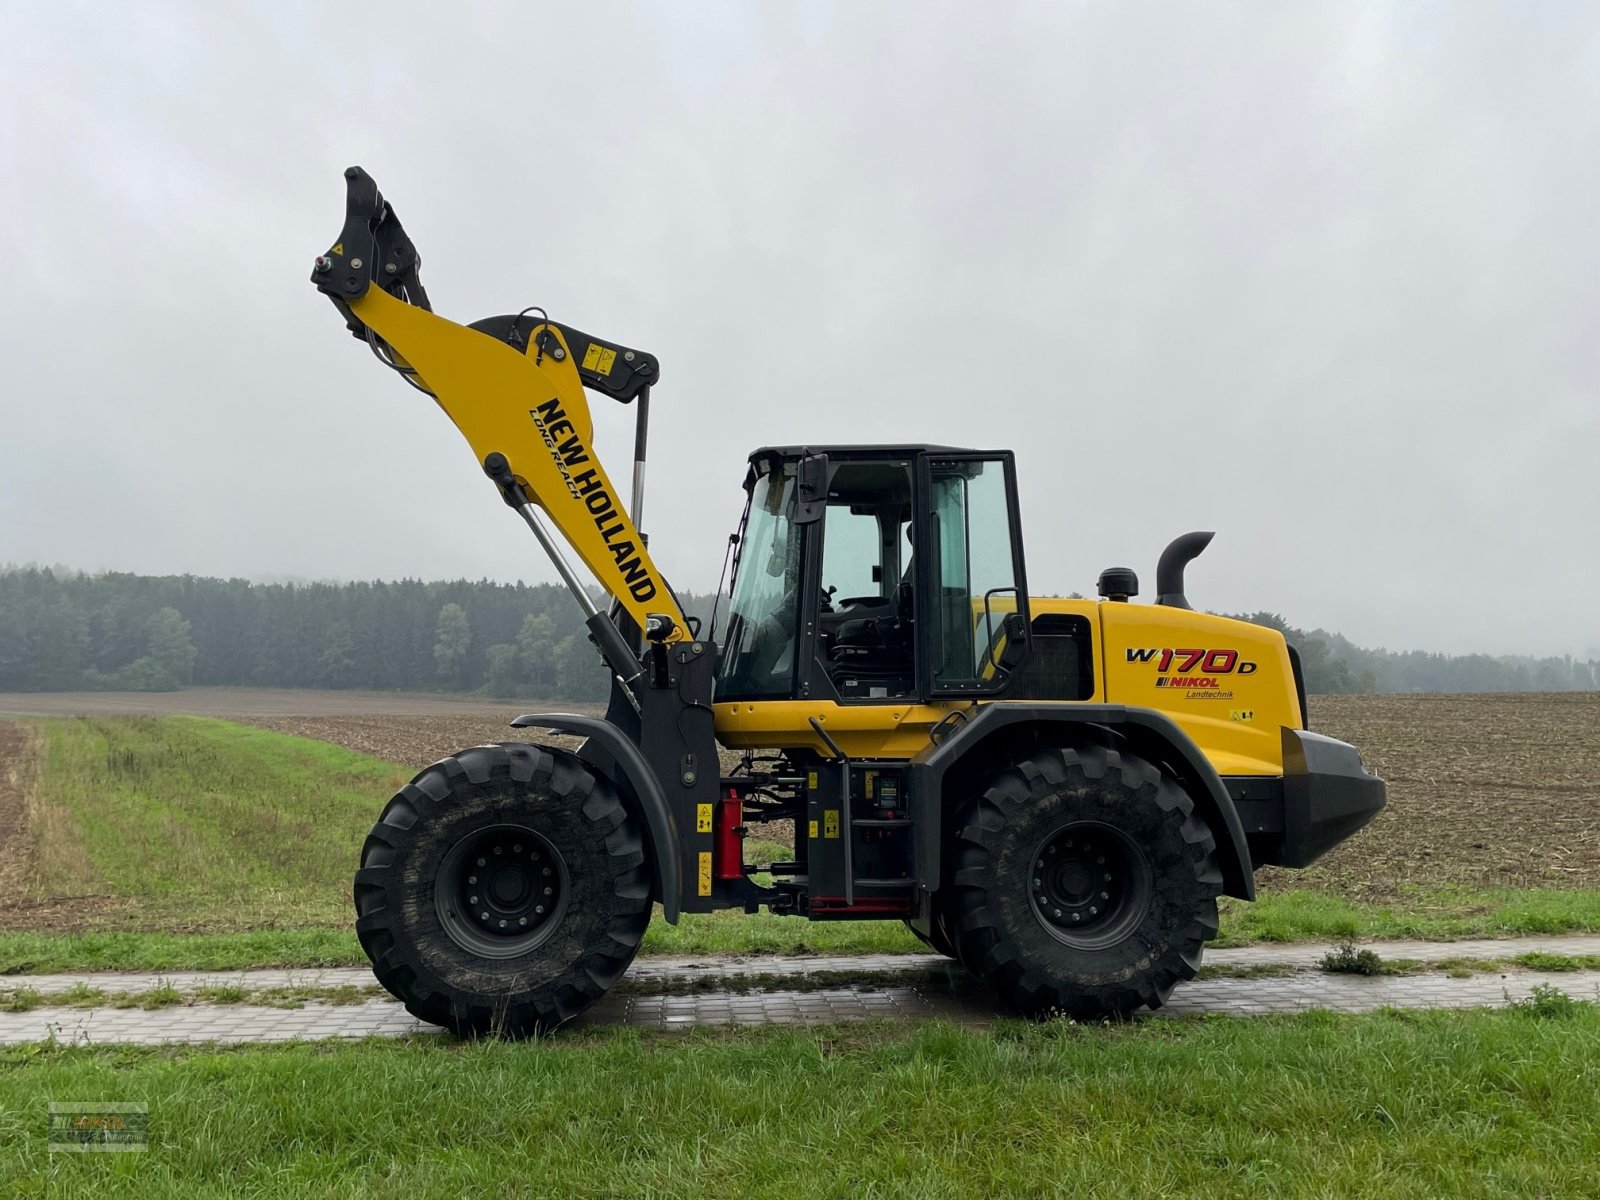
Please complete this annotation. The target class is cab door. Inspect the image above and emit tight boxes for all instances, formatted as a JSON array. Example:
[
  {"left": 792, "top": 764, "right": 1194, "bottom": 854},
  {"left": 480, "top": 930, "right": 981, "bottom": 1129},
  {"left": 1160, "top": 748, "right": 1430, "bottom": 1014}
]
[{"left": 916, "top": 453, "right": 1031, "bottom": 697}]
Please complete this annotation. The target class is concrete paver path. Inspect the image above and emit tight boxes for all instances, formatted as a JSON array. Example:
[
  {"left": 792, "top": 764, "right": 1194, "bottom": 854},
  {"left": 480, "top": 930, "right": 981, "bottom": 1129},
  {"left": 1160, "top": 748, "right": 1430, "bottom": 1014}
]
[{"left": 4, "top": 935, "right": 1599, "bottom": 1045}]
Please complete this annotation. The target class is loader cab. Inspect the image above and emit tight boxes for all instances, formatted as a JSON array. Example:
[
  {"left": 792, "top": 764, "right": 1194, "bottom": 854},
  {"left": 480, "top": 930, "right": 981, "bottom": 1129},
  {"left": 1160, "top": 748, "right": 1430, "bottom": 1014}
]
[{"left": 716, "top": 445, "right": 1032, "bottom": 705}]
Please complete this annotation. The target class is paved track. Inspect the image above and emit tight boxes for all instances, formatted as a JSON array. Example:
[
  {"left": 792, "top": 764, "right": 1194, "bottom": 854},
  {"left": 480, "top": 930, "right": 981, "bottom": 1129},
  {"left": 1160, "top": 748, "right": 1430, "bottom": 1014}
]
[{"left": 5, "top": 936, "right": 1599, "bottom": 1045}]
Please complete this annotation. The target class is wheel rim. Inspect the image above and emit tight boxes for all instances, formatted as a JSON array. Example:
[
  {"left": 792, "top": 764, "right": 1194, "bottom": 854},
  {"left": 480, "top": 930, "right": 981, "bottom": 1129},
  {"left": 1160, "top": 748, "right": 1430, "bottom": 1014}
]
[
  {"left": 1028, "top": 821, "right": 1152, "bottom": 950},
  {"left": 435, "top": 824, "right": 569, "bottom": 959}
]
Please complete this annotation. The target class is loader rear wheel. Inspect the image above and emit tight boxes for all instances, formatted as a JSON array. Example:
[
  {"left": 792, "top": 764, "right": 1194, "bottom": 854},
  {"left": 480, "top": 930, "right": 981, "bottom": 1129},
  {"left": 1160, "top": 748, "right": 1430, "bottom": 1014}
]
[
  {"left": 353, "top": 743, "right": 652, "bottom": 1036},
  {"left": 949, "top": 744, "right": 1220, "bottom": 1019}
]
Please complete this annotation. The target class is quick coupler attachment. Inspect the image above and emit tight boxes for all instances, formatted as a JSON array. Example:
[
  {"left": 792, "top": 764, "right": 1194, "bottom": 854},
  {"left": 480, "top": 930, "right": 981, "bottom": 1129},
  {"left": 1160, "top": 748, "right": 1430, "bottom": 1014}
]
[{"left": 311, "top": 166, "right": 430, "bottom": 322}]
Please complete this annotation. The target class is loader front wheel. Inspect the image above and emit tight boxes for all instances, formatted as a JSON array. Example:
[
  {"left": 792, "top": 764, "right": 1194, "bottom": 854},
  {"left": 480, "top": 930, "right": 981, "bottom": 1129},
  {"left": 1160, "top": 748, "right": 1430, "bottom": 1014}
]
[
  {"left": 353, "top": 743, "right": 652, "bottom": 1036},
  {"left": 949, "top": 744, "right": 1221, "bottom": 1019}
]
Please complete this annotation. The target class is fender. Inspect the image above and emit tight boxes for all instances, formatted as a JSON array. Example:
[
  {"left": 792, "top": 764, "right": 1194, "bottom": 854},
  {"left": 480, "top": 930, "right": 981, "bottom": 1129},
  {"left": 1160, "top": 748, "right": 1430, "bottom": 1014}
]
[
  {"left": 908, "top": 702, "right": 1256, "bottom": 901},
  {"left": 510, "top": 712, "right": 682, "bottom": 923}
]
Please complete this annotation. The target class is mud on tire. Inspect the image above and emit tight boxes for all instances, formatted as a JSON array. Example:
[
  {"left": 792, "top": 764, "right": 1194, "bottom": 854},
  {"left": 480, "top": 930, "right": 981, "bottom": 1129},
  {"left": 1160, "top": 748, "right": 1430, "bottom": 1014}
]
[
  {"left": 353, "top": 743, "right": 652, "bottom": 1036},
  {"left": 948, "top": 744, "right": 1221, "bottom": 1018}
]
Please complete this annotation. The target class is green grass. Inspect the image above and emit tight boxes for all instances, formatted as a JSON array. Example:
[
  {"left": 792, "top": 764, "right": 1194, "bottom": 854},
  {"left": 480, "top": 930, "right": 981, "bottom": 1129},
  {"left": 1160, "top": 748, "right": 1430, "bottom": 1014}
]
[
  {"left": 1215, "top": 886, "right": 1600, "bottom": 946},
  {"left": 2, "top": 1008, "right": 1599, "bottom": 1197},
  {"left": 0, "top": 929, "right": 363, "bottom": 975},
  {"left": 10, "top": 716, "right": 1600, "bottom": 975},
  {"left": 24, "top": 717, "right": 409, "bottom": 928}
]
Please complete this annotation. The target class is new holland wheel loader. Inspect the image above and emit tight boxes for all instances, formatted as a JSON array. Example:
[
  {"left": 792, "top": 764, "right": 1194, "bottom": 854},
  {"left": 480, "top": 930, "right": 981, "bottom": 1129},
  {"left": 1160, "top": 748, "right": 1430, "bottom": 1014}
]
[{"left": 311, "top": 167, "right": 1386, "bottom": 1034}]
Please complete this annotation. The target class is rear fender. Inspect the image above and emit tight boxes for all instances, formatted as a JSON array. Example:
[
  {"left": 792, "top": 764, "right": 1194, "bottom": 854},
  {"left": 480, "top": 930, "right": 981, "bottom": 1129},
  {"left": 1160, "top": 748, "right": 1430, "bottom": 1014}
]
[{"left": 909, "top": 703, "right": 1255, "bottom": 901}]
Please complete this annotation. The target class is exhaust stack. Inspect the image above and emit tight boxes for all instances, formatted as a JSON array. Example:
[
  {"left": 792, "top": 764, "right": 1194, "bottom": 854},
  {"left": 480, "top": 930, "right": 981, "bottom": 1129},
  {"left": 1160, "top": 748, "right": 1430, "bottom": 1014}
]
[{"left": 1155, "top": 531, "right": 1215, "bottom": 610}]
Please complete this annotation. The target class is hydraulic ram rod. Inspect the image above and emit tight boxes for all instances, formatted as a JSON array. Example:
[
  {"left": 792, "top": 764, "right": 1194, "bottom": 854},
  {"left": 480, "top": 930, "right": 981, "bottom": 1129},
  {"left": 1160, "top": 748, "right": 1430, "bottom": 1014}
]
[{"left": 630, "top": 386, "right": 651, "bottom": 529}]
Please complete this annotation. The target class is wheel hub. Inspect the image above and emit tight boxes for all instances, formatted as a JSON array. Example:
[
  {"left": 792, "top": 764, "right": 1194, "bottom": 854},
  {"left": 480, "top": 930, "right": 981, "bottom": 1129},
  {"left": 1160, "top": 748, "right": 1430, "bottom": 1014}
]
[
  {"left": 1029, "top": 821, "right": 1152, "bottom": 950},
  {"left": 435, "top": 825, "right": 567, "bottom": 958}
]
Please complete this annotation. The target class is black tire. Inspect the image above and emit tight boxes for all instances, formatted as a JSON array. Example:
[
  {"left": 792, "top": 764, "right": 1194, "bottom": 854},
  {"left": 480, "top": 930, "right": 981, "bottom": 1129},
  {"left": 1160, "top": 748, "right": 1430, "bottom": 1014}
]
[
  {"left": 948, "top": 744, "right": 1221, "bottom": 1018},
  {"left": 353, "top": 743, "right": 652, "bottom": 1036}
]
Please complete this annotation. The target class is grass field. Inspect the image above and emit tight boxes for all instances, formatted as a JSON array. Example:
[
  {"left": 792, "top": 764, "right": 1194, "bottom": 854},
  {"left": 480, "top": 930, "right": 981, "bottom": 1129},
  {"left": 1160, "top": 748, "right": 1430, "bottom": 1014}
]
[
  {"left": 3, "top": 1005, "right": 1600, "bottom": 1197},
  {"left": 1, "top": 703, "right": 1598, "bottom": 972}
]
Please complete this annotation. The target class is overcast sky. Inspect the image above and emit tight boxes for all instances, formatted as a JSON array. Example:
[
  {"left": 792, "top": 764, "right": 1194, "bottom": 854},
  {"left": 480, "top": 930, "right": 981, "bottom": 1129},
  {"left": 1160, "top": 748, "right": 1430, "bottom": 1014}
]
[{"left": 1, "top": 2, "right": 1596, "bottom": 657}]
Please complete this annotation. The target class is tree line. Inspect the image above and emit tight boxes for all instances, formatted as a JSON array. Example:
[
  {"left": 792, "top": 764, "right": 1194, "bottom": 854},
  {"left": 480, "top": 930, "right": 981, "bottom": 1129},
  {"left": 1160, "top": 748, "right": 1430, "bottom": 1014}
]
[
  {"left": 1232, "top": 612, "right": 1600, "bottom": 694},
  {"left": 0, "top": 567, "right": 1593, "bottom": 697},
  {"left": 0, "top": 566, "right": 716, "bottom": 700}
]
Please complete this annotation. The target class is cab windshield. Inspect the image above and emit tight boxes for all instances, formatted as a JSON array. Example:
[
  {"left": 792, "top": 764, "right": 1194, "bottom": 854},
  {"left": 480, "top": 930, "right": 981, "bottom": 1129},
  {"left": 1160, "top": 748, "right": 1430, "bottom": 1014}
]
[{"left": 717, "top": 468, "right": 801, "bottom": 700}]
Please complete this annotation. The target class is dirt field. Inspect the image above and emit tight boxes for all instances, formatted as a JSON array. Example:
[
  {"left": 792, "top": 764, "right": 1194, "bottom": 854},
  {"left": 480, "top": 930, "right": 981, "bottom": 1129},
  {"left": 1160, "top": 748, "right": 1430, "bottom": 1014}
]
[
  {"left": 1276, "top": 692, "right": 1600, "bottom": 897},
  {"left": 1, "top": 689, "right": 1596, "bottom": 898}
]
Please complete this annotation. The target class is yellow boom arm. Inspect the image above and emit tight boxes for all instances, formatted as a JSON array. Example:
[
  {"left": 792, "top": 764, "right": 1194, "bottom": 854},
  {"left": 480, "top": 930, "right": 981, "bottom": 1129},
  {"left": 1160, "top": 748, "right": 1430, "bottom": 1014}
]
[{"left": 311, "top": 168, "right": 688, "bottom": 643}]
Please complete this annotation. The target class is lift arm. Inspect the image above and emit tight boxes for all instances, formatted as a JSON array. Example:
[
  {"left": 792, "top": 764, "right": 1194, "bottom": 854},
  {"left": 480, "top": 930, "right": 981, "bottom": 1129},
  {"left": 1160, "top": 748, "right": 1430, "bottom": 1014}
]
[{"left": 310, "top": 167, "right": 689, "bottom": 646}]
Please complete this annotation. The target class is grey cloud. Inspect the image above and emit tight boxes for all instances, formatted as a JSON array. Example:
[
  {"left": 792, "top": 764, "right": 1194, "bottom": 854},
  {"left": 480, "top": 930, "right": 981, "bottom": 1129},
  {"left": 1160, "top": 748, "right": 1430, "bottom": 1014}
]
[{"left": 1, "top": 1, "right": 1595, "bottom": 656}]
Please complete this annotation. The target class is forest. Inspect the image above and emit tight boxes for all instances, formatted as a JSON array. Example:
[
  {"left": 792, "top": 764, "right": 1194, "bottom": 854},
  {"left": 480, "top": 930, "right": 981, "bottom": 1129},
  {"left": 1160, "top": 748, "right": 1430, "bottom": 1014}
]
[{"left": 0, "top": 567, "right": 1594, "bottom": 698}]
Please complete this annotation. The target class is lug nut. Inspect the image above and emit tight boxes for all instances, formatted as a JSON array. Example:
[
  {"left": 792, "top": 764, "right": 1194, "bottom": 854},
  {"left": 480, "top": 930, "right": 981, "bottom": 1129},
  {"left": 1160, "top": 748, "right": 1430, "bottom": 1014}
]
[
  {"left": 542, "top": 867, "right": 552, "bottom": 876},
  {"left": 1071, "top": 913, "right": 1081, "bottom": 922},
  {"left": 544, "top": 887, "right": 553, "bottom": 896},
  {"left": 480, "top": 911, "right": 489, "bottom": 920},
  {"left": 477, "top": 858, "right": 486, "bottom": 867},
  {"left": 519, "top": 917, "right": 528, "bottom": 926},
  {"left": 468, "top": 875, "right": 477, "bottom": 885},
  {"left": 494, "top": 846, "right": 503, "bottom": 855},
  {"left": 469, "top": 895, "right": 478, "bottom": 904},
  {"left": 498, "top": 919, "right": 506, "bottom": 928},
  {"left": 536, "top": 905, "right": 545, "bottom": 915},
  {"left": 514, "top": 844, "right": 523, "bottom": 854}
]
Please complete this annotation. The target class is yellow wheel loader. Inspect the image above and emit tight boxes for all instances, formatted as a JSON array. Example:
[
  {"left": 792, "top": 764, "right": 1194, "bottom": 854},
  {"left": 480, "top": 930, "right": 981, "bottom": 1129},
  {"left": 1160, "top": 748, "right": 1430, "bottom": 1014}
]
[{"left": 312, "top": 168, "right": 1385, "bottom": 1034}]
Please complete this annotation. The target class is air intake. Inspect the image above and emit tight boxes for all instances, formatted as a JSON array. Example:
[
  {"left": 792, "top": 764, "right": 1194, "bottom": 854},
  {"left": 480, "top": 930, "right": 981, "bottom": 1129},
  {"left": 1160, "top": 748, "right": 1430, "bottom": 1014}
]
[{"left": 1155, "top": 531, "right": 1214, "bottom": 610}]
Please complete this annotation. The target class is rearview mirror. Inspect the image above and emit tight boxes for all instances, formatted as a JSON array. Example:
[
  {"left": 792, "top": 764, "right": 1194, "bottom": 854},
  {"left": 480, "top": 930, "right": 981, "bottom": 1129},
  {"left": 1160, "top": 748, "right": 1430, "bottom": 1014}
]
[
  {"left": 794, "top": 452, "right": 829, "bottom": 525},
  {"left": 997, "top": 610, "right": 1030, "bottom": 672}
]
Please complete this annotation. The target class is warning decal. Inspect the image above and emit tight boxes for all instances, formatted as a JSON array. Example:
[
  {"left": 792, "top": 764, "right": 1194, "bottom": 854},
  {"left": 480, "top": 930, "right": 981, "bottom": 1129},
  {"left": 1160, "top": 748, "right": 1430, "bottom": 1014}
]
[{"left": 582, "top": 343, "right": 617, "bottom": 376}]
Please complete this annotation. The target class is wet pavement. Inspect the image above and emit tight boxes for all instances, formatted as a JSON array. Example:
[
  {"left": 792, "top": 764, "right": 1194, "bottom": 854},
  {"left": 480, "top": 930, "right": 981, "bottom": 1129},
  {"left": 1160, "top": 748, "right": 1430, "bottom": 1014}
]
[{"left": 4, "top": 935, "right": 1599, "bottom": 1045}]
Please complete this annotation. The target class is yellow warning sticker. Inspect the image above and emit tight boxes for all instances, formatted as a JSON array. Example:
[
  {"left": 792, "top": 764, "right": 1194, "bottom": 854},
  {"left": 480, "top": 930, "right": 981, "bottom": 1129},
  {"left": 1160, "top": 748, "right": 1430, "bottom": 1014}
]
[
  {"left": 1229, "top": 709, "right": 1255, "bottom": 723},
  {"left": 330, "top": 242, "right": 344, "bottom": 255},
  {"left": 824, "top": 809, "right": 840, "bottom": 839},
  {"left": 806, "top": 771, "right": 819, "bottom": 790},
  {"left": 865, "top": 771, "right": 876, "bottom": 799},
  {"left": 808, "top": 819, "right": 819, "bottom": 839},
  {"left": 696, "top": 803, "right": 713, "bottom": 834},
  {"left": 697, "top": 851, "right": 712, "bottom": 896},
  {"left": 582, "top": 343, "right": 617, "bottom": 376}
]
